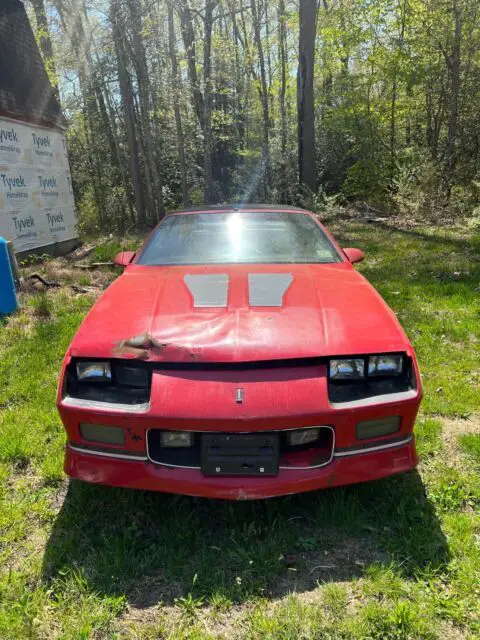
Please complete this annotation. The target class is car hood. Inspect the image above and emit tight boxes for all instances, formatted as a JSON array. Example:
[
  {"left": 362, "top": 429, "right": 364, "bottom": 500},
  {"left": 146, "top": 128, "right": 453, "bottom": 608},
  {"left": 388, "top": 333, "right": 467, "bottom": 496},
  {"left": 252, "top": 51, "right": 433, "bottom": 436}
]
[{"left": 69, "top": 263, "right": 412, "bottom": 363}]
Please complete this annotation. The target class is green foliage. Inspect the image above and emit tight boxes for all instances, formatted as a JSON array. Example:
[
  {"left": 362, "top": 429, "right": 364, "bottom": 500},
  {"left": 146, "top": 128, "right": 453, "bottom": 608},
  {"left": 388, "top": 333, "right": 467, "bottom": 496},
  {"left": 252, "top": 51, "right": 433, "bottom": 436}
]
[
  {"left": 30, "top": 292, "right": 51, "bottom": 318},
  {"left": 415, "top": 418, "right": 443, "bottom": 458},
  {"left": 342, "top": 160, "right": 388, "bottom": 201},
  {"left": 34, "top": 0, "right": 480, "bottom": 232},
  {"left": 458, "top": 434, "right": 480, "bottom": 463}
]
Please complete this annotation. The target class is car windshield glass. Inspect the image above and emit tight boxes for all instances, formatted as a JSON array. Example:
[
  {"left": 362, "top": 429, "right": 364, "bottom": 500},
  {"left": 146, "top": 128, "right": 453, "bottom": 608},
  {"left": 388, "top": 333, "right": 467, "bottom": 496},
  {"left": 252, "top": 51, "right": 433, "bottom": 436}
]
[{"left": 137, "top": 212, "right": 341, "bottom": 265}]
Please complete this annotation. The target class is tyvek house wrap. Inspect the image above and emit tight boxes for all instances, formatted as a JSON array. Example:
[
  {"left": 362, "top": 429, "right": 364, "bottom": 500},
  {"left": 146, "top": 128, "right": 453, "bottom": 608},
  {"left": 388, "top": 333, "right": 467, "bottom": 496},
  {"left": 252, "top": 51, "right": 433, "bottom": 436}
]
[{"left": 0, "top": 116, "right": 77, "bottom": 253}]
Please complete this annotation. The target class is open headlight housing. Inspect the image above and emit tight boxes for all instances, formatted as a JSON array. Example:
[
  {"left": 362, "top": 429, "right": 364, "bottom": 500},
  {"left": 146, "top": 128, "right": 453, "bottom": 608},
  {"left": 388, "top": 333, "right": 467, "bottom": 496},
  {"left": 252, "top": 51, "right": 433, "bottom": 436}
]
[
  {"left": 68, "top": 359, "right": 151, "bottom": 405},
  {"left": 328, "top": 352, "right": 413, "bottom": 404},
  {"left": 328, "top": 354, "right": 404, "bottom": 381}
]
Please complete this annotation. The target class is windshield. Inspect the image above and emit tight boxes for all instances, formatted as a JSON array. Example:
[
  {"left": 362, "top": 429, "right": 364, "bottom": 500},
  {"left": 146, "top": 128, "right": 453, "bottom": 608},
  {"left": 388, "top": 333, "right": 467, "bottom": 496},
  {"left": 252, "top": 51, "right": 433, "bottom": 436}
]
[{"left": 136, "top": 212, "right": 341, "bottom": 266}]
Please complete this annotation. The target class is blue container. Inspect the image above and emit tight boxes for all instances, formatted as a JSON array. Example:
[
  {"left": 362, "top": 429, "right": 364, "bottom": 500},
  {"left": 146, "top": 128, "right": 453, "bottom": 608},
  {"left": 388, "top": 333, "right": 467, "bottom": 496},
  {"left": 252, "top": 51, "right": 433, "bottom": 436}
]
[{"left": 0, "top": 236, "right": 18, "bottom": 314}]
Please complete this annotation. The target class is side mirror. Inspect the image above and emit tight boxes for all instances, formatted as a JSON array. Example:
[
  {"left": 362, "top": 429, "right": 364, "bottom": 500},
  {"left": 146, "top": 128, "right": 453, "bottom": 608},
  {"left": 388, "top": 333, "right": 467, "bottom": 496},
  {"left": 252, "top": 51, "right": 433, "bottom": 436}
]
[
  {"left": 113, "top": 251, "right": 136, "bottom": 267},
  {"left": 343, "top": 247, "right": 365, "bottom": 264}
]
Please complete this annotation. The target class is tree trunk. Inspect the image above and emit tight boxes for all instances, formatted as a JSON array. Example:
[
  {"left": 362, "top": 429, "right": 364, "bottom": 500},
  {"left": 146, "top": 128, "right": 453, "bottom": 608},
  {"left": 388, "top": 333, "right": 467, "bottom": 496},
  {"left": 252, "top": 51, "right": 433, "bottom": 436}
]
[
  {"left": 251, "top": 0, "right": 271, "bottom": 196},
  {"left": 168, "top": 4, "right": 189, "bottom": 207},
  {"left": 298, "top": 0, "right": 318, "bottom": 192},
  {"left": 445, "top": 0, "right": 462, "bottom": 177},
  {"left": 203, "top": 0, "right": 216, "bottom": 204},
  {"left": 390, "top": 0, "right": 407, "bottom": 180},
  {"left": 278, "top": 0, "right": 288, "bottom": 199},
  {"left": 103, "top": 85, "right": 136, "bottom": 223},
  {"left": 55, "top": 0, "right": 107, "bottom": 223},
  {"left": 30, "top": 0, "right": 59, "bottom": 98},
  {"left": 179, "top": 0, "right": 205, "bottom": 133},
  {"left": 111, "top": 0, "right": 146, "bottom": 227},
  {"left": 126, "top": 0, "right": 165, "bottom": 223},
  {"left": 265, "top": 1, "right": 275, "bottom": 130}
]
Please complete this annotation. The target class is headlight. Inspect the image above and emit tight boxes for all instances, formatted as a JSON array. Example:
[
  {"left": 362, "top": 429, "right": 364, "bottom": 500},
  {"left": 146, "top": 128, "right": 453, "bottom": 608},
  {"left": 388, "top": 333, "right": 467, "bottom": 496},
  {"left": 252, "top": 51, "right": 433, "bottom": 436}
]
[
  {"left": 116, "top": 365, "right": 149, "bottom": 388},
  {"left": 76, "top": 361, "right": 112, "bottom": 382},
  {"left": 368, "top": 354, "right": 403, "bottom": 376},
  {"left": 329, "top": 358, "right": 365, "bottom": 380}
]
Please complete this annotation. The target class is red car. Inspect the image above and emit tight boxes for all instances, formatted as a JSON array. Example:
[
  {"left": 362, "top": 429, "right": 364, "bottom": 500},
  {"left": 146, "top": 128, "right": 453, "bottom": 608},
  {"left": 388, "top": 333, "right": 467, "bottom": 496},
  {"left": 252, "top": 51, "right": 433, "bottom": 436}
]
[{"left": 57, "top": 205, "right": 422, "bottom": 499}]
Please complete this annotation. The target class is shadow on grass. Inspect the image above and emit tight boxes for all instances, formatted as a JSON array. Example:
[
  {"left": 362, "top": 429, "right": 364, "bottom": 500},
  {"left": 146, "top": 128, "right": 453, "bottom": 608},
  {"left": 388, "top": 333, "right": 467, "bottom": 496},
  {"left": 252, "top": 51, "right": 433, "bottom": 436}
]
[{"left": 42, "top": 470, "right": 448, "bottom": 608}]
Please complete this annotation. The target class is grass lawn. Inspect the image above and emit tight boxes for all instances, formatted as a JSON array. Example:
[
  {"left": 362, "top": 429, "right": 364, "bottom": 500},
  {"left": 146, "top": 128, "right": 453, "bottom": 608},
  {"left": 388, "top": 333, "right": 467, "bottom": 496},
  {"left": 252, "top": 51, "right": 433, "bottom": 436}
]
[{"left": 0, "top": 218, "right": 479, "bottom": 639}]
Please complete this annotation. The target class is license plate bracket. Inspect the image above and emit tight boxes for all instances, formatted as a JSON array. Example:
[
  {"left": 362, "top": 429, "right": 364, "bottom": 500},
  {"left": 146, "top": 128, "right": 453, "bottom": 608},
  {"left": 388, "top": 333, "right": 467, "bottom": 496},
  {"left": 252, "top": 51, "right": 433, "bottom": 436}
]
[{"left": 201, "top": 433, "right": 279, "bottom": 476}]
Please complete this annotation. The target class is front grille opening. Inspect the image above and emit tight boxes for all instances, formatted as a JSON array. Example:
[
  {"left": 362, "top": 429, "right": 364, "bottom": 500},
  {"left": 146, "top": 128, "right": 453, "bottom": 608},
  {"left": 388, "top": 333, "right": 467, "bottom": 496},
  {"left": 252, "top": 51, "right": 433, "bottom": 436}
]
[
  {"left": 147, "top": 427, "right": 334, "bottom": 470},
  {"left": 148, "top": 431, "right": 202, "bottom": 468},
  {"left": 280, "top": 427, "right": 334, "bottom": 468}
]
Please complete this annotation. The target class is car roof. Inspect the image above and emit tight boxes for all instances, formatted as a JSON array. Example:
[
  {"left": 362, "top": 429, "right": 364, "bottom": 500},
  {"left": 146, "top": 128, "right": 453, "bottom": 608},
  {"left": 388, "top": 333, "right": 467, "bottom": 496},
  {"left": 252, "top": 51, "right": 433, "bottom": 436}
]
[{"left": 168, "top": 204, "right": 311, "bottom": 216}]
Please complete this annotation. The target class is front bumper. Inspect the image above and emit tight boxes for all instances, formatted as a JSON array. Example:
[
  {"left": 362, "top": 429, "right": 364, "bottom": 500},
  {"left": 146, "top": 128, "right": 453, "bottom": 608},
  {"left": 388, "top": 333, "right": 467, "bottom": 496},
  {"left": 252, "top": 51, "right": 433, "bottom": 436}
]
[
  {"left": 65, "top": 437, "right": 417, "bottom": 499},
  {"left": 58, "top": 359, "right": 421, "bottom": 499}
]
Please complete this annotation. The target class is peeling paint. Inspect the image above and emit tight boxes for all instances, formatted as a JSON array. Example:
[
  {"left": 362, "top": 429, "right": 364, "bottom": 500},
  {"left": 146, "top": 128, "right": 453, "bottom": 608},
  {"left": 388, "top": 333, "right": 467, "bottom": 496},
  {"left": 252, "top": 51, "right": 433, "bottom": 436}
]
[
  {"left": 113, "top": 333, "right": 167, "bottom": 359},
  {"left": 113, "top": 332, "right": 200, "bottom": 361}
]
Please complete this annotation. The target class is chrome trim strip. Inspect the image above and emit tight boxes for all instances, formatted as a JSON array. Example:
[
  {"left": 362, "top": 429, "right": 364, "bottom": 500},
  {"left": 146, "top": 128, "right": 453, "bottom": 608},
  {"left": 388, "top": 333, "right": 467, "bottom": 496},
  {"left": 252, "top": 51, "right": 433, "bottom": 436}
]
[
  {"left": 70, "top": 434, "right": 412, "bottom": 465},
  {"left": 334, "top": 435, "right": 413, "bottom": 458},
  {"left": 146, "top": 425, "right": 336, "bottom": 471},
  {"left": 62, "top": 396, "right": 150, "bottom": 413},
  {"left": 68, "top": 443, "right": 148, "bottom": 461},
  {"left": 330, "top": 390, "right": 418, "bottom": 410}
]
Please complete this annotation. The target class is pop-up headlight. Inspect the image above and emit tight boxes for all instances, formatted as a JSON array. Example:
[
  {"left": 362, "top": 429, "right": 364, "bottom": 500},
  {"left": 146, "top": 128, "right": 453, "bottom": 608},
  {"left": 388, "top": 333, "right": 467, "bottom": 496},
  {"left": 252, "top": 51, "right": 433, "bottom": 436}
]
[
  {"left": 368, "top": 354, "right": 403, "bottom": 376},
  {"left": 76, "top": 361, "right": 112, "bottom": 382},
  {"left": 329, "top": 358, "right": 365, "bottom": 380}
]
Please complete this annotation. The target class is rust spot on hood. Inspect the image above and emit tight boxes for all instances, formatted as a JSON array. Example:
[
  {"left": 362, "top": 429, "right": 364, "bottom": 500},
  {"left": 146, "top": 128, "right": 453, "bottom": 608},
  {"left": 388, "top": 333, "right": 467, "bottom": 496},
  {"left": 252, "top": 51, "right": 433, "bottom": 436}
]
[
  {"left": 113, "top": 333, "right": 167, "bottom": 359},
  {"left": 113, "top": 333, "right": 200, "bottom": 360}
]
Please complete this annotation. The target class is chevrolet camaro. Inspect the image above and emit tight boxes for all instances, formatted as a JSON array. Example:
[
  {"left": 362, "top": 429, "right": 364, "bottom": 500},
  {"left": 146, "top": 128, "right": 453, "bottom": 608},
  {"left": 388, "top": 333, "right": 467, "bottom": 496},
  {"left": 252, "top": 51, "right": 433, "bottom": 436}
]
[{"left": 57, "top": 205, "right": 422, "bottom": 499}]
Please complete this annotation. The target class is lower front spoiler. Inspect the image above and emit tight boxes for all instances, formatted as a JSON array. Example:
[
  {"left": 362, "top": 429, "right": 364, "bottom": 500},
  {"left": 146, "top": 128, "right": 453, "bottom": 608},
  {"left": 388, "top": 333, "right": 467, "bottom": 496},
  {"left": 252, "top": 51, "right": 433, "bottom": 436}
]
[{"left": 64, "top": 438, "right": 418, "bottom": 500}]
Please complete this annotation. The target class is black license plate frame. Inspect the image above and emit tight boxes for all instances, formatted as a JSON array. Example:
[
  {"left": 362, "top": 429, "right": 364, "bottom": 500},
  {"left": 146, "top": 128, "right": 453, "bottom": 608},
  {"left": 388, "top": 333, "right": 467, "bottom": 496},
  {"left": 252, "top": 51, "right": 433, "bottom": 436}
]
[{"left": 201, "top": 433, "right": 279, "bottom": 477}]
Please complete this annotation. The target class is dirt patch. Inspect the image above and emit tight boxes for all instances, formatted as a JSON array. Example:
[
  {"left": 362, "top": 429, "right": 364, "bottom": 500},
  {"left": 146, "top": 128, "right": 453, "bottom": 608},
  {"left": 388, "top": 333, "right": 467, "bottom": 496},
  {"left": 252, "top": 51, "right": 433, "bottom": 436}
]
[
  {"left": 122, "top": 578, "right": 362, "bottom": 640},
  {"left": 437, "top": 621, "right": 468, "bottom": 640},
  {"left": 23, "top": 256, "right": 114, "bottom": 296},
  {"left": 271, "top": 535, "right": 388, "bottom": 597},
  {"left": 121, "top": 601, "right": 250, "bottom": 640},
  {"left": 17, "top": 238, "right": 118, "bottom": 302},
  {"left": 440, "top": 414, "right": 480, "bottom": 464},
  {"left": 125, "top": 574, "right": 185, "bottom": 610},
  {"left": 120, "top": 534, "right": 385, "bottom": 637},
  {"left": 4, "top": 246, "right": 116, "bottom": 335},
  {"left": 49, "top": 480, "right": 69, "bottom": 512}
]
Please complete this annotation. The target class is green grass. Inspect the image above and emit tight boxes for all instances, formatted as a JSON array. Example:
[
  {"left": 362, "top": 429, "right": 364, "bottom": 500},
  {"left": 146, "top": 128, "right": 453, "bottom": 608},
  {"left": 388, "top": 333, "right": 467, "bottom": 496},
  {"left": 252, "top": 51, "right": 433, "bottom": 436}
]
[
  {"left": 92, "top": 238, "right": 142, "bottom": 264},
  {"left": 1, "top": 220, "right": 479, "bottom": 638},
  {"left": 459, "top": 434, "right": 480, "bottom": 463}
]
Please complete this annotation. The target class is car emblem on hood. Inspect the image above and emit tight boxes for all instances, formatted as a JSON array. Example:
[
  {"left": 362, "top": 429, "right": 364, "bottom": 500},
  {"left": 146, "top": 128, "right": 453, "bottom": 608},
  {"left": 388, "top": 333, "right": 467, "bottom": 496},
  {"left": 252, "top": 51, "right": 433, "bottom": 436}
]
[{"left": 236, "top": 388, "right": 244, "bottom": 404}]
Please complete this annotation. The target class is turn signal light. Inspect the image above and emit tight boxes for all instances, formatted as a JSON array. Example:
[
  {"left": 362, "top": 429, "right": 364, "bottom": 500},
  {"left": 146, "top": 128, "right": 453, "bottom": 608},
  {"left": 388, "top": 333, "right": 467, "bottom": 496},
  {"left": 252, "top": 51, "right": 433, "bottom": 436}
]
[
  {"left": 356, "top": 416, "right": 401, "bottom": 440},
  {"left": 79, "top": 423, "right": 125, "bottom": 445}
]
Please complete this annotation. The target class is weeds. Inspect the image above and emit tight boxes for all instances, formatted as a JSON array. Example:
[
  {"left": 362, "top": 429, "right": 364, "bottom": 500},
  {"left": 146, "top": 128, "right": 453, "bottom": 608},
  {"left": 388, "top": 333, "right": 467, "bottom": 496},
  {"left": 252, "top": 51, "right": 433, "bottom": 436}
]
[{"left": 0, "top": 222, "right": 479, "bottom": 638}]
